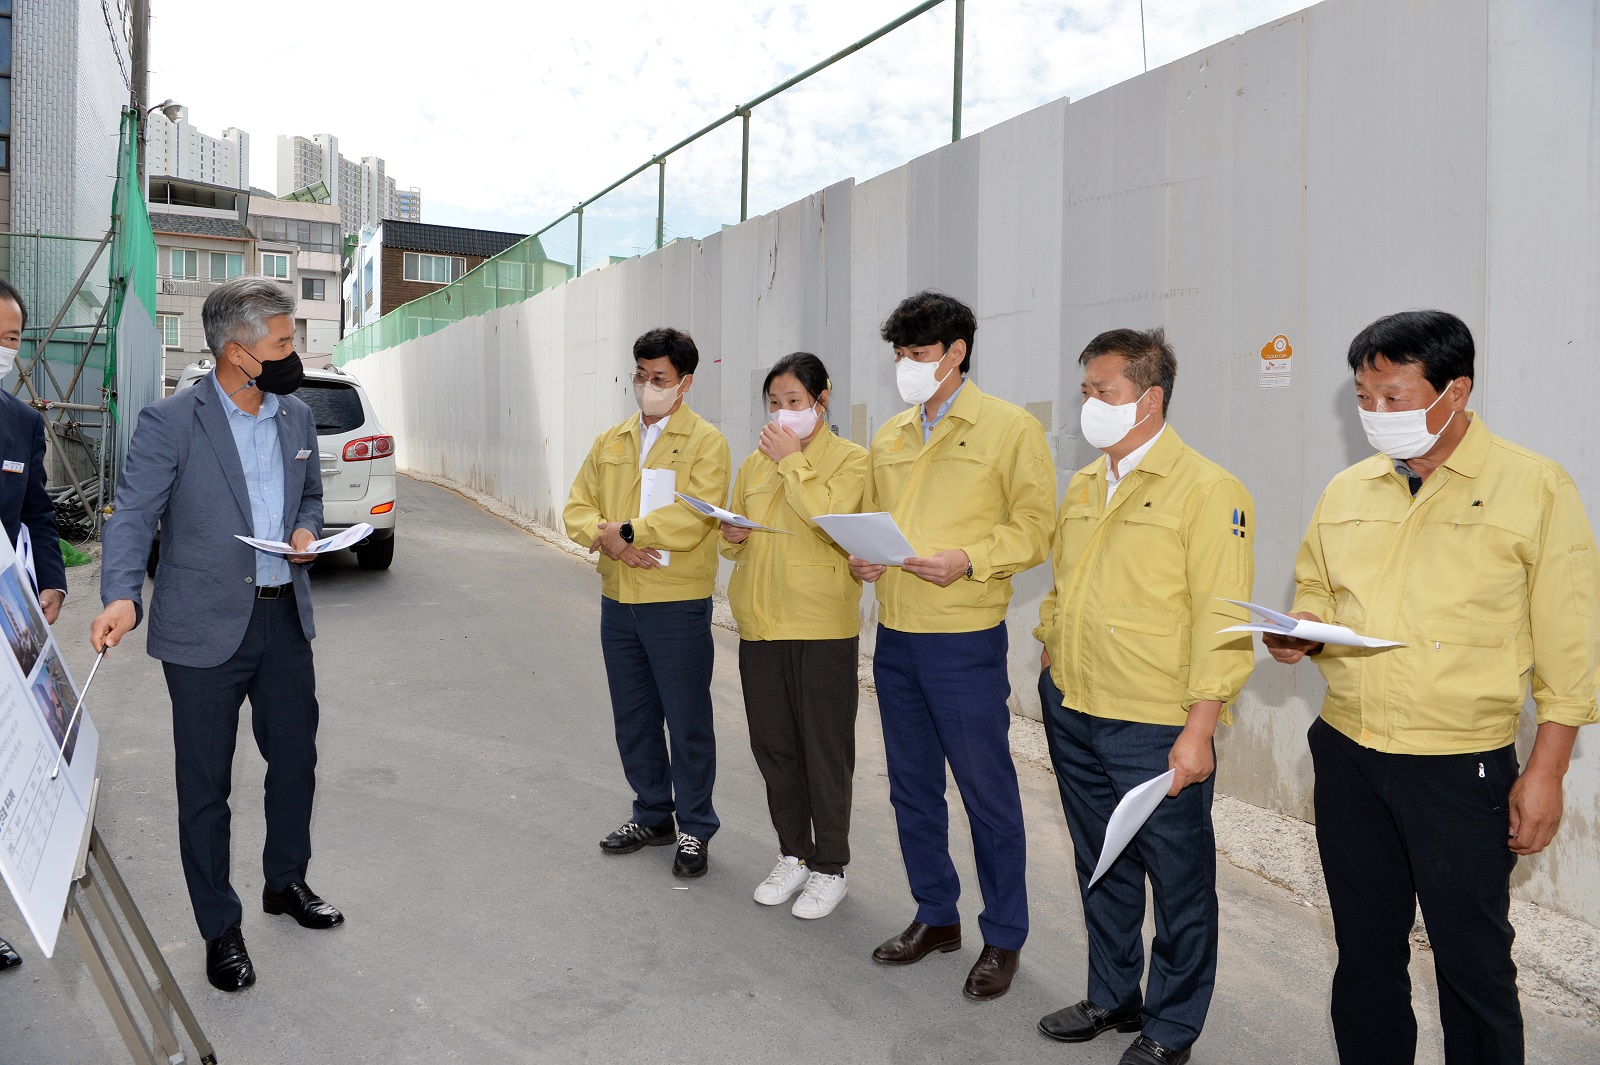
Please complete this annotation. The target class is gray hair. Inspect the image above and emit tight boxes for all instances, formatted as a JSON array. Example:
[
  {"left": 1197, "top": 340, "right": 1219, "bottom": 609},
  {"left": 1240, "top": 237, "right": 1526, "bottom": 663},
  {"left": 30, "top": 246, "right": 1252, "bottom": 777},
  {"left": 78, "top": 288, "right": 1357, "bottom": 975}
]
[{"left": 202, "top": 276, "right": 296, "bottom": 356}]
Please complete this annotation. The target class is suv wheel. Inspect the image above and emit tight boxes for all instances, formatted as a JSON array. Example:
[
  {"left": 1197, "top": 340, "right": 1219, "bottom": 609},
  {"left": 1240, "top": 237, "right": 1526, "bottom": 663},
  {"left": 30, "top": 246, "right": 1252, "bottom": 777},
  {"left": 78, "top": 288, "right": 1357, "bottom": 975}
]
[{"left": 355, "top": 534, "right": 395, "bottom": 571}]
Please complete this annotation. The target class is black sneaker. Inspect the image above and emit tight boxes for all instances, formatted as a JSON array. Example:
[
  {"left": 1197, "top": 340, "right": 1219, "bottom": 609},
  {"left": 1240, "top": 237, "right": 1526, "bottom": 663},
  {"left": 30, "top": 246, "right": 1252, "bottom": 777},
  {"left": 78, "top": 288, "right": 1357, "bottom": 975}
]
[
  {"left": 672, "top": 832, "right": 709, "bottom": 878},
  {"left": 599, "top": 819, "right": 676, "bottom": 854}
]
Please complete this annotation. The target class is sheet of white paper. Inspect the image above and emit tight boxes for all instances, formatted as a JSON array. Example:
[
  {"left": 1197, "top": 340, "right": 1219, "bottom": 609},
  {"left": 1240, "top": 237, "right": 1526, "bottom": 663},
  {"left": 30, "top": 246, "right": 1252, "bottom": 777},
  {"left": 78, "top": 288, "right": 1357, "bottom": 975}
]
[
  {"left": 1218, "top": 599, "right": 1405, "bottom": 649},
  {"left": 811, "top": 512, "right": 917, "bottom": 566},
  {"left": 235, "top": 522, "right": 376, "bottom": 557},
  {"left": 639, "top": 469, "right": 675, "bottom": 567},
  {"left": 1088, "top": 769, "right": 1176, "bottom": 889},
  {"left": 675, "top": 493, "right": 792, "bottom": 534}
]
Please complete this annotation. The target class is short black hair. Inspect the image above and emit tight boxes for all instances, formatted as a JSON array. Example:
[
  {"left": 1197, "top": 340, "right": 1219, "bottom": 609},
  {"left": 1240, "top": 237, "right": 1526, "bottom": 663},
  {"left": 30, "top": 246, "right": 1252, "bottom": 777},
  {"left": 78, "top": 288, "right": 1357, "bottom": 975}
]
[
  {"left": 762, "top": 352, "right": 830, "bottom": 406},
  {"left": 633, "top": 327, "right": 699, "bottom": 377},
  {"left": 0, "top": 278, "right": 28, "bottom": 332},
  {"left": 880, "top": 290, "right": 976, "bottom": 373},
  {"left": 1347, "top": 310, "right": 1475, "bottom": 391},
  {"left": 1078, "top": 327, "right": 1178, "bottom": 416}
]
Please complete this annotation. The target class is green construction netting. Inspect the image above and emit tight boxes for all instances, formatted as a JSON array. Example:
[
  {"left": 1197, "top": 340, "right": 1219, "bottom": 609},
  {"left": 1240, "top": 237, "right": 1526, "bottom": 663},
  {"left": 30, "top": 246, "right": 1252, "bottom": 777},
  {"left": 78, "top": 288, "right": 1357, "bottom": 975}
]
[{"left": 333, "top": 235, "right": 573, "bottom": 366}]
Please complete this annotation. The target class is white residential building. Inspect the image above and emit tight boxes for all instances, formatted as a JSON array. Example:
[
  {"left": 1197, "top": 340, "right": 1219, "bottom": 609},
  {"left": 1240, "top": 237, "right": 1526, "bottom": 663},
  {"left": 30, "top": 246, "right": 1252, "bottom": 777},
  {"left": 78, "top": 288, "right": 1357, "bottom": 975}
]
[
  {"left": 146, "top": 107, "right": 249, "bottom": 189},
  {"left": 277, "top": 133, "right": 420, "bottom": 237}
]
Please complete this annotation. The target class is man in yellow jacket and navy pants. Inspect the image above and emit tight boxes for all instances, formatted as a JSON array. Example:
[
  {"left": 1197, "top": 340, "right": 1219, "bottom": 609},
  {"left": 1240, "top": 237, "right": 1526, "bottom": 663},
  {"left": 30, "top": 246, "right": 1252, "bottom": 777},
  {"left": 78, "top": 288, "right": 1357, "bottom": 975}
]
[
  {"left": 1035, "top": 328, "right": 1255, "bottom": 1065},
  {"left": 851, "top": 291, "right": 1055, "bottom": 1002},
  {"left": 564, "top": 327, "right": 732, "bottom": 879},
  {"left": 1266, "top": 310, "right": 1599, "bottom": 1064}
]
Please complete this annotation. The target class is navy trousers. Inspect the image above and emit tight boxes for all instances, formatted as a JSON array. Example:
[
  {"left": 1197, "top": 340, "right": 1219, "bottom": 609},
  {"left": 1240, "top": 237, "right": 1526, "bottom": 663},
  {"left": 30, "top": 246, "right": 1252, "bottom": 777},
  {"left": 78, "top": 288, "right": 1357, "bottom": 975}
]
[
  {"left": 1310, "top": 717, "right": 1522, "bottom": 1065},
  {"left": 599, "top": 596, "right": 719, "bottom": 842},
  {"left": 1040, "top": 669, "right": 1217, "bottom": 1053},
  {"left": 162, "top": 592, "right": 320, "bottom": 941},
  {"left": 874, "top": 623, "right": 1027, "bottom": 951}
]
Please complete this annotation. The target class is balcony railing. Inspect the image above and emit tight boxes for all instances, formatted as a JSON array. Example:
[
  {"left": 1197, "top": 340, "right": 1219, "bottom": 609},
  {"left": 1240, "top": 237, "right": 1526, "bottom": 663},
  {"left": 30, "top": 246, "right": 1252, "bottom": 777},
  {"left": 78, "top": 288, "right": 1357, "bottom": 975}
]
[{"left": 156, "top": 275, "right": 295, "bottom": 298}]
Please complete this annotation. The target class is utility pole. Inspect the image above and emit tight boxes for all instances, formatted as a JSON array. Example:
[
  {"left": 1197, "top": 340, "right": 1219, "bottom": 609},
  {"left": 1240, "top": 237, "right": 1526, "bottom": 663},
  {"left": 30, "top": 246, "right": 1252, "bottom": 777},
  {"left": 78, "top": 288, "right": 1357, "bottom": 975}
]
[{"left": 129, "top": 0, "right": 151, "bottom": 182}]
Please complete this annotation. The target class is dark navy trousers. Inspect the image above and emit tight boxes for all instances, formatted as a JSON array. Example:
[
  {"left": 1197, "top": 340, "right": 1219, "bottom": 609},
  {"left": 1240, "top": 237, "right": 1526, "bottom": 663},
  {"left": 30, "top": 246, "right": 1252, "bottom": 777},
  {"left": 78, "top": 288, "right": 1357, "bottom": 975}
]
[
  {"left": 163, "top": 591, "right": 320, "bottom": 941},
  {"left": 1040, "top": 669, "right": 1217, "bottom": 1053},
  {"left": 874, "top": 623, "right": 1028, "bottom": 951},
  {"left": 599, "top": 596, "right": 719, "bottom": 842}
]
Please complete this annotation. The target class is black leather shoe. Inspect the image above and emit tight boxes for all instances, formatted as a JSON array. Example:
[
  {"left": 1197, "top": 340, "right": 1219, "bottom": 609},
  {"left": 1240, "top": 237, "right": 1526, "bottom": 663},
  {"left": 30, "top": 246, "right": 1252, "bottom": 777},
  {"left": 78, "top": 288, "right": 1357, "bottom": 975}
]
[
  {"left": 1119, "top": 1035, "right": 1191, "bottom": 1065},
  {"left": 599, "top": 819, "right": 676, "bottom": 854},
  {"left": 0, "top": 936, "right": 21, "bottom": 971},
  {"left": 672, "top": 833, "right": 709, "bottom": 878},
  {"left": 262, "top": 881, "right": 345, "bottom": 929},
  {"left": 962, "top": 944, "right": 1019, "bottom": 1000},
  {"left": 1039, "top": 999, "right": 1143, "bottom": 1043},
  {"left": 872, "top": 920, "right": 962, "bottom": 965},
  {"left": 204, "top": 925, "right": 255, "bottom": 992}
]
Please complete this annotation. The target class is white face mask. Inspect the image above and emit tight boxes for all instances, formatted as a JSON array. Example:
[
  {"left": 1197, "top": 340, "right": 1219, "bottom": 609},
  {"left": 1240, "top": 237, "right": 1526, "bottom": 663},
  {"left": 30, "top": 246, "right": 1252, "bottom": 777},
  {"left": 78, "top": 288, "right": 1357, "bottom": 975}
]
[
  {"left": 1358, "top": 381, "right": 1457, "bottom": 460},
  {"left": 769, "top": 404, "right": 820, "bottom": 440},
  {"left": 896, "top": 353, "right": 955, "bottom": 406},
  {"left": 0, "top": 346, "right": 17, "bottom": 378},
  {"left": 634, "top": 377, "right": 684, "bottom": 418},
  {"left": 1080, "top": 387, "right": 1154, "bottom": 450}
]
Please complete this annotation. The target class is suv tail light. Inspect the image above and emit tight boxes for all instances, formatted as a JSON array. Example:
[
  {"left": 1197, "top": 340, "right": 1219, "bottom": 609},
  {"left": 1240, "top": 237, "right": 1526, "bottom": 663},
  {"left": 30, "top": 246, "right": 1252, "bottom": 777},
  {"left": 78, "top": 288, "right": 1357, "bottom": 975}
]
[{"left": 342, "top": 435, "right": 394, "bottom": 462}]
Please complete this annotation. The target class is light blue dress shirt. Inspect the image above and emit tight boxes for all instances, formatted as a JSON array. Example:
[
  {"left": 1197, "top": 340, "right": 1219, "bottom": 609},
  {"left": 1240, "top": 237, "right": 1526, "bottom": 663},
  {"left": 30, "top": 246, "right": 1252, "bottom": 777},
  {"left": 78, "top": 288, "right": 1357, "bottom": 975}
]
[
  {"left": 921, "top": 377, "right": 968, "bottom": 441},
  {"left": 212, "top": 374, "right": 290, "bottom": 587}
]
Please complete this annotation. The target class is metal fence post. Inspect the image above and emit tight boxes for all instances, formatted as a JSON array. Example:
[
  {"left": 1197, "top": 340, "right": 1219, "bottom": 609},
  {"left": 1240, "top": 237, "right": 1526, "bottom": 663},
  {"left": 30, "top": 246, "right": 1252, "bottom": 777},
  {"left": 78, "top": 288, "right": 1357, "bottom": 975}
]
[
  {"left": 575, "top": 206, "right": 584, "bottom": 276},
  {"left": 740, "top": 108, "right": 751, "bottom": 222},
  {"left": 952, "top": 0, "right": 965, "bottom": 142},
  {"left": 656, "top": 159, "right": 666, "bottom": 250}
]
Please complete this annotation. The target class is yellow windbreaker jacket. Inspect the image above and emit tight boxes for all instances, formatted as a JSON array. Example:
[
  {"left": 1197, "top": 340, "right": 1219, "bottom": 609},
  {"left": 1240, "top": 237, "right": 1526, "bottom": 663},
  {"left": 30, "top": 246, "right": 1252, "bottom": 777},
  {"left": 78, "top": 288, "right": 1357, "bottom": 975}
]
[
  {"left": 1035, "top": 427, "right": 1256, "bottom": 726},
  {"left": 563, "top": 403, "right": 731, "bottom": 604},
  {"left": 721, "top": 428, "right": 868, "bottom": 641}
]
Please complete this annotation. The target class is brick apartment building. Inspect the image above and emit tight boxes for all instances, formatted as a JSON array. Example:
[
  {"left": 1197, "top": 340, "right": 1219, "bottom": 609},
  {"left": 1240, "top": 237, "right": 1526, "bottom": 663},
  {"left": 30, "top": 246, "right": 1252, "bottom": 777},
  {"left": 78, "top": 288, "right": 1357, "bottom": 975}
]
[{"left": 343, "top": 220, "right": 529, "bottom": 333}]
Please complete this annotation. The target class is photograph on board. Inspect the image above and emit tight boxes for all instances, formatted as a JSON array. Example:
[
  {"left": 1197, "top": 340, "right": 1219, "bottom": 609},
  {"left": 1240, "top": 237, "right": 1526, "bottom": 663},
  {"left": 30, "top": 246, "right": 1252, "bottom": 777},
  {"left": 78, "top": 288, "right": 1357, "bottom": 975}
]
[
  {"left": 0, "top": 564, "right": 47, "bottom": 678},
  {"left": 30, "top": 646, "right": 79, "bottom": 766}
]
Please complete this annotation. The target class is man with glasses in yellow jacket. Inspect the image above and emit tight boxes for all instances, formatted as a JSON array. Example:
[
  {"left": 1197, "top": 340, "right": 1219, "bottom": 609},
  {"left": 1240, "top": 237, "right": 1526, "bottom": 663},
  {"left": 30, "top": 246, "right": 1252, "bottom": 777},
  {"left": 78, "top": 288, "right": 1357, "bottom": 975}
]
[
  {"left": 1265, "top": 310, "right": 1599, "bottom": 1064},
  {"left": 1034, "top": 328, "right": 1254, "bottom": 1065},
  {"left": 564, "top": 327, "right": 732, "bottom": 880},
  {"left": 850, "top": 291, "right": 1055, "bottom": 1002}
]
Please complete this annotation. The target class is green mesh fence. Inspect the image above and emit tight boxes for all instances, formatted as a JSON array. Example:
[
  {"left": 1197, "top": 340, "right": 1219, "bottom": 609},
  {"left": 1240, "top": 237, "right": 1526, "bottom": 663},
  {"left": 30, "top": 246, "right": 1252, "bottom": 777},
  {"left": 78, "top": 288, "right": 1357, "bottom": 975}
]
[{"left": 334, "top": 235, "right": 572, "bottom": 366}]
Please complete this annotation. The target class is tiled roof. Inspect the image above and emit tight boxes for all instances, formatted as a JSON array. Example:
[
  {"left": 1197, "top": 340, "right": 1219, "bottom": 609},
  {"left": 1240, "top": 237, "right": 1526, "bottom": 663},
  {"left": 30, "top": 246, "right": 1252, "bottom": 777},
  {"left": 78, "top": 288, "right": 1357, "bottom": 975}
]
[
  {"left": 380, "top": 220, "right": 526, "bottom": 258},
  {"left": 149, "top": 213, "right": 255, "bottom": 241}
]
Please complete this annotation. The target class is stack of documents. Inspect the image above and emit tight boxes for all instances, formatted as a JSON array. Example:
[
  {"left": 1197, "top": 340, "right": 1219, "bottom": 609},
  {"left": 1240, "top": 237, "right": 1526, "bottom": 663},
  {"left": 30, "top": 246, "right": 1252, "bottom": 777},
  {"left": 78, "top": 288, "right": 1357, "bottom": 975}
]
[
  {"left": 676, "top": 493, "right": 790, "bottom": 533},
  {"left": 237, "top": 523, "right": 375, "bottom": 556},
  {"left": 1217, "top": 599, "right": 1404, "bottom": 648},
  {"left": 811, "top": 512, "right": 917, "bottom": 565}
]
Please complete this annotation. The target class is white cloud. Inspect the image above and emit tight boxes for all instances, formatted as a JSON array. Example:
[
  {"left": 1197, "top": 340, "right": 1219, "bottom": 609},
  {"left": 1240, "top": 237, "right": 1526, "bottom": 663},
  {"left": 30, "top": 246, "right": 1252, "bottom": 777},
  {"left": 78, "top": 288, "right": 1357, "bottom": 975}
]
[{"left": 150, "top": 0, "right": 1310, "bottom": 264}]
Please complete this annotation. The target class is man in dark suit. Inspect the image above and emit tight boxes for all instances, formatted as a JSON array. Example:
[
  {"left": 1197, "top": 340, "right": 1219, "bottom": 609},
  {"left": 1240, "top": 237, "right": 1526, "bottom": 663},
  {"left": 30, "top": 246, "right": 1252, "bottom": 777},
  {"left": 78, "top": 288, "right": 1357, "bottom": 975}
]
[
  {"left": 0, "top": 277, "right": 67, "bottom": 974},
  {"left": 91, "top": 276, "right": 341, "bottom": 993}
]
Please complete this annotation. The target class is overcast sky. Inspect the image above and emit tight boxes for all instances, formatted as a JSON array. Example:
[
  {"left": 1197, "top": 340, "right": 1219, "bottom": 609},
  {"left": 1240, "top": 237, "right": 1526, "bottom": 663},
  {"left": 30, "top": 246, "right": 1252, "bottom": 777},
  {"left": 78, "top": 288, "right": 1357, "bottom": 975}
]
[{"left": 150, "top": 0, "right": 1310, "bottom": 268}]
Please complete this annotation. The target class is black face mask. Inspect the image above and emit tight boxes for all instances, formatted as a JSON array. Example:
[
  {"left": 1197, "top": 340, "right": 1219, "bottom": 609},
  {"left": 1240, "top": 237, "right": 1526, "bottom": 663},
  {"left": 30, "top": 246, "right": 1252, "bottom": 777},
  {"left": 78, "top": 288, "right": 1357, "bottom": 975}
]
[{"left": 239, "top": 347, "right": 304, "bottom": 395}]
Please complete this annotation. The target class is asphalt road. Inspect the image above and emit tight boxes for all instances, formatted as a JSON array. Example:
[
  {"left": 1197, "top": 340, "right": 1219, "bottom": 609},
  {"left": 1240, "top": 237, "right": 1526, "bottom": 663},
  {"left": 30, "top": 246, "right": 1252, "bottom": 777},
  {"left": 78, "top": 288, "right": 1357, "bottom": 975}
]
[{"left": 2, "top": 476, "right": 1595, "bottom": 1064}]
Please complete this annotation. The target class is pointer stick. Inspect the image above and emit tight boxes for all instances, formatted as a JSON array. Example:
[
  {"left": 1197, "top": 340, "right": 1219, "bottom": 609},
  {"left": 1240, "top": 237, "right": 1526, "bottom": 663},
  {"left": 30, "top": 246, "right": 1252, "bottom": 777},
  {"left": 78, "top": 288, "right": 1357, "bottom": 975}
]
[{"left": 48, "top": 649, "right": 105, "bottom": 781}]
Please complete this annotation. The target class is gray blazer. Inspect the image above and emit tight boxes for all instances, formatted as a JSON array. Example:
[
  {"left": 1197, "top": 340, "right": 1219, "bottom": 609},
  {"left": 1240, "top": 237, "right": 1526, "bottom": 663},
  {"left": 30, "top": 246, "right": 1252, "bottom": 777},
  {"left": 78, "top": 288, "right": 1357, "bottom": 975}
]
[{"left": 101, "top": 373, "right": 323, "bottom": 668}]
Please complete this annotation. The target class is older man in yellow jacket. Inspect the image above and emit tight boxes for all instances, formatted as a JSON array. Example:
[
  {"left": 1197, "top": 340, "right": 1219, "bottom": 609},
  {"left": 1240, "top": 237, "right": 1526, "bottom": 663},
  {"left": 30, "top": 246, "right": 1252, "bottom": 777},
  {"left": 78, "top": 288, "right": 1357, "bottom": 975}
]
[
  {"left": 1034, "top": 328, "right": 1254, "bottom": 1065},
  {"left": 564, "top": 327, "right": 731, "bottom": 879},
  {"left": 1266, "top": 310, "right": 1600, "bottom": 1065},
  {"left": 850, "top": 291, "right": 1056, "bottom": 1003}
]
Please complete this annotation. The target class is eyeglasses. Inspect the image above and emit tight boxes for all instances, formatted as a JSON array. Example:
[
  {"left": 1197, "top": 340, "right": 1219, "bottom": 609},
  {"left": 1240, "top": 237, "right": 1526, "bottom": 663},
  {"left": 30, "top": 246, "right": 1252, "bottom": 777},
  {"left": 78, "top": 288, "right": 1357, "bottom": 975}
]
[{"left": 631, "top": 371, "right": 679, "bottom": 387}]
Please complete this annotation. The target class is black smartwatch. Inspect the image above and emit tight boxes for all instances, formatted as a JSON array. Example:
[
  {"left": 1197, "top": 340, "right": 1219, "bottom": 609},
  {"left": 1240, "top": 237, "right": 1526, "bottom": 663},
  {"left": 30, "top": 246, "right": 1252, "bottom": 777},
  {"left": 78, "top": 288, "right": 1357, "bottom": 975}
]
[{"left": 619, "top": 521, "right": 635, "bottom": 544}]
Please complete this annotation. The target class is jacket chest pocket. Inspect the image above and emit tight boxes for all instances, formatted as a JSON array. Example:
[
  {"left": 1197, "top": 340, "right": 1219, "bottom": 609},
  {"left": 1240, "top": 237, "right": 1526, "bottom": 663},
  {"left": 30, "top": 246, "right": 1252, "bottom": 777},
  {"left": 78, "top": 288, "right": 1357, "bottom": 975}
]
[
  {"left": 929, "top": 449, "right": 1001, "bottom": 504},
  {"left": 1414, "top": 517, "right": 1530, "bottom": 621},
  {"left": 1316, "top": 513, "right": 1400, "bottom": 595}
]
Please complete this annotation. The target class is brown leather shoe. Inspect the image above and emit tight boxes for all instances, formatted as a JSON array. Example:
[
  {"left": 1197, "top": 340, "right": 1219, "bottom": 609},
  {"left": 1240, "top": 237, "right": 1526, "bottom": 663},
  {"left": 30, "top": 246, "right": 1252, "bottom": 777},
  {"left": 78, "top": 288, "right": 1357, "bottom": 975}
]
[
  {"left": 871, "top": 920, "right": 962, "bottom": 965},
  {"left": 962, "top": 944, "right": 1019, "bottom": 1000}
]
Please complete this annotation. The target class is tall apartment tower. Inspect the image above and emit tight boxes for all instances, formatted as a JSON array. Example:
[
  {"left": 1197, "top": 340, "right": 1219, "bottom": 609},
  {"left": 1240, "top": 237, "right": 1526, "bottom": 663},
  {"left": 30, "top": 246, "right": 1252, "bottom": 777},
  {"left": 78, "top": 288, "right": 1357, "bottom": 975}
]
[
  {"left": 146, "top": 107, "right": 250, "bottom": 189},
  {"left": 277, "top": 133, "right": 420, "bottom": 236}
]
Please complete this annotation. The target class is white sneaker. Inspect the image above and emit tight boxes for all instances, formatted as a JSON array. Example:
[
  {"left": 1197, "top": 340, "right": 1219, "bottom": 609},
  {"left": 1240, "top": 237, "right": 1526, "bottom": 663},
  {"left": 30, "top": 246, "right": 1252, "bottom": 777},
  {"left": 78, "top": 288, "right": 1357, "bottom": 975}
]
[
  {"left": 753, "top": 856, "right": 808, "bottom": 906},
  {"left": 791, "top": 870, "right": 847, "bottom": 919}
]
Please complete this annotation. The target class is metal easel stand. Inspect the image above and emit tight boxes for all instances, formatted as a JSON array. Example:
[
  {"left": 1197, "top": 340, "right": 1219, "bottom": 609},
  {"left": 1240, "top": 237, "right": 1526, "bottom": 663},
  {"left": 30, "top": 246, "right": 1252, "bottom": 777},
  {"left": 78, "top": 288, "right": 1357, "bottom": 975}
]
[{"left": 62, "top": 780, "right": 218, "bottom": 1065}]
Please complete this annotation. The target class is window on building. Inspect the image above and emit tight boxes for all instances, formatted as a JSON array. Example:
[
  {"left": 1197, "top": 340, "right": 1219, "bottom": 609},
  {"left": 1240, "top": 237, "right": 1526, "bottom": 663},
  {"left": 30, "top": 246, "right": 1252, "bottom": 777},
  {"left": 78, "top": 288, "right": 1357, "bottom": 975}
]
[
  {"left": 261, "top": 253, "right": 290, "bottom": 279},
  {"left": 403, "top": 252, "right": 465, "bottom": 284},
  {"left": 485, "top": 261, "right": 529, "bottom": 291},
  {"left": 158, "top": 314, "right": 180, "bottom": 349},
  {"left": 210, "top": 252, "right": 243, "bottom": 280},
  {"left": 169, "top": 249, "right": 199, "bottom": 279},
  {"left": 302, "top": 277, "right": 326, "bottom": 301}
]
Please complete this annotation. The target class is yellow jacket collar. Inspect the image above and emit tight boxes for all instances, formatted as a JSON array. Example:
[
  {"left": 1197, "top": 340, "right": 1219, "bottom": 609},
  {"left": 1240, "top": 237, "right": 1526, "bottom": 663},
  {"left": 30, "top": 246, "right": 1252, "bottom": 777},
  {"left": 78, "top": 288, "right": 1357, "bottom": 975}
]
[
  {"left": 1077, "top": 423, "right": 1184, "bottom": 481},
  {"left": 1358, "top": 409, "right": 1487, "bottom": 480}
]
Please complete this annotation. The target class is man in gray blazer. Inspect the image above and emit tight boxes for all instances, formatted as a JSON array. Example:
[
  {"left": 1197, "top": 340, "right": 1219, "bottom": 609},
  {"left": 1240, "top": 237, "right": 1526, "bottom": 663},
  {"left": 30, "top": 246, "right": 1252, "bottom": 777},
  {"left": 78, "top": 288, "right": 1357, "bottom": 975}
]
[{"left": 92, "top": 276, "right": 343, "bottom": 993}]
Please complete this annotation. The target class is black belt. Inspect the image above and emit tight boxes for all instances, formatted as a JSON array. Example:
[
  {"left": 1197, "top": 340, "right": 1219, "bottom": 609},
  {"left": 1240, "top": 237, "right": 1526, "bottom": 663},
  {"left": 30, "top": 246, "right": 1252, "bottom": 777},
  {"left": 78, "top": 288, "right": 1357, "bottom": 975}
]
[{"left": 255, "top": 584, "right": 291, "bottom": 600}]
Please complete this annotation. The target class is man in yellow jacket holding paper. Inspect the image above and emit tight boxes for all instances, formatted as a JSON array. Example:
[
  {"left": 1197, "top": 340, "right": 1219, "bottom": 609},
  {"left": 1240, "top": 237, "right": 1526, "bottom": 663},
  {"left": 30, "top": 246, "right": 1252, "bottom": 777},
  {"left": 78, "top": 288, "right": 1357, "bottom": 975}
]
[
  {"left": 850, "top": 291, "right": 1055, "bottom": 1002},
  {"left": 1034, "top": 328, "right": 1254, "bottom": 1065},
  {"left": 564, "top": 327, "right": 731, "bottom": 878}
]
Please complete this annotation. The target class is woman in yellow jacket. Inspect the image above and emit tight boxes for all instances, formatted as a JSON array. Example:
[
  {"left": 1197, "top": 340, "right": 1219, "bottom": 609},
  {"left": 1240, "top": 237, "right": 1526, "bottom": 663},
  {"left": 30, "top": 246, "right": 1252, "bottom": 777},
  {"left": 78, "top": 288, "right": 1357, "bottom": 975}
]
[{"left": 721, "top": 352, "right": 868, "bottom": 920}]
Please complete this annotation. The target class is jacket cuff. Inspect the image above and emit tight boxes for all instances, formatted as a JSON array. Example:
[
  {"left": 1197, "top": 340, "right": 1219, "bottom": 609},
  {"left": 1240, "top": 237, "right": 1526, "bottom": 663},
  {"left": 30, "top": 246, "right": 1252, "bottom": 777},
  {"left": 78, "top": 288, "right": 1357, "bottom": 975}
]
[{"left": 1534, "top": 701, "right": 1600, "bottom": 728}]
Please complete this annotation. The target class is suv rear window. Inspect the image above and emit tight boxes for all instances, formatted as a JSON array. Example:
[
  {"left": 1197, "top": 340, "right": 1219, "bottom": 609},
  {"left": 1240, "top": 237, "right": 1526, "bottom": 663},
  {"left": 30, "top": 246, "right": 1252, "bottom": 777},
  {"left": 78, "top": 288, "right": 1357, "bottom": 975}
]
[{"left": 296, "top": 381, "right": 365, "bottom": 435}]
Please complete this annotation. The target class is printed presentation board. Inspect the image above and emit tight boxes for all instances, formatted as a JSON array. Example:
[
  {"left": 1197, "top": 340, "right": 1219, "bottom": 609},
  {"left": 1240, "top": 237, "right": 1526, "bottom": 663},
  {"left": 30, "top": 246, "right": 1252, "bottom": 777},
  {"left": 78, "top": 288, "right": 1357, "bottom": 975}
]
[{"left": 0, "top": 532, "right": 99, "bottom": 957}]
